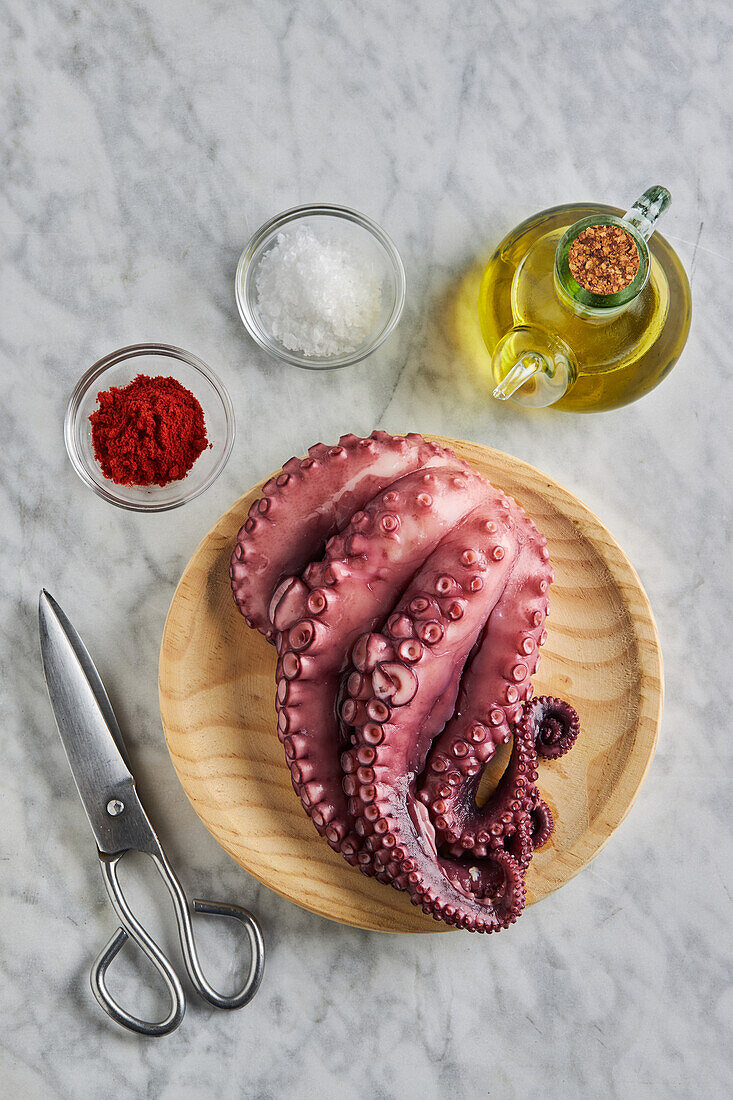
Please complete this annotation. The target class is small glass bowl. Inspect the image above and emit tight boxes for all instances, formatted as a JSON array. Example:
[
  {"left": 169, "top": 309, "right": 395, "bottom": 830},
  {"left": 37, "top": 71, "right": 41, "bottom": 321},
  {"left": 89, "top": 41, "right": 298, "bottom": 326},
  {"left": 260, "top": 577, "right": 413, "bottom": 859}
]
[
  {"left": 65, "top": 343, "right": 235, "bottom": 512},
  {"left": 235, "top": 203, "right": 406, "bottom": 369}
]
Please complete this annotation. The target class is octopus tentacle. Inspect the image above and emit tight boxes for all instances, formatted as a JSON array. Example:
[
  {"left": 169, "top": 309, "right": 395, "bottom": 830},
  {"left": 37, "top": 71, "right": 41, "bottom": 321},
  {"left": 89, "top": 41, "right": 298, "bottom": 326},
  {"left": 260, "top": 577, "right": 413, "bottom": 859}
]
[
  {"left": 499, "top": 811, "right": 535, "bottom": 870},
  {"left": 275, "top": 468, "right": 511, "bottom": 865},
  {"left": 525, "top": 786, "right": 554, "bottom": 849},
  {"left": 432, "top": 729, "right": 539, "bottom": 866},
  {"left": 442, "top": 809, "right": 535, "bottom": 872},
  {"left": 231, "top": 431, "right": 469, "bottom": 640},
  {"left": 417, "top": 514, "right": 552, "bottom": 856},
  {"left": 344, "top": 507, "right": 529, "bottom": 931},
  {"left": 525, "top": 696, "right": 580, "bottom": 760}
]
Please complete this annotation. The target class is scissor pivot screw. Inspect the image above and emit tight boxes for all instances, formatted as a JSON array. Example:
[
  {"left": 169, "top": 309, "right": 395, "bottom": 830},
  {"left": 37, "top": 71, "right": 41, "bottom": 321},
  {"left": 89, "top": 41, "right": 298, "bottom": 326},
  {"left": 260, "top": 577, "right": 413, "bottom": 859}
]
[{"left": 107, "top": 799, "right": 125, "bottom": 816}]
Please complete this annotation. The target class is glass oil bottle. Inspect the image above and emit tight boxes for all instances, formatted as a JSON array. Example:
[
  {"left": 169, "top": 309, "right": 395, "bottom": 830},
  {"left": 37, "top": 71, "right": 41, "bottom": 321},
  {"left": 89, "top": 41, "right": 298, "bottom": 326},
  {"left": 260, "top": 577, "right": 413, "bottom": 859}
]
[{"left": 478, "top": 187, "right": 692, "bottom": 412}]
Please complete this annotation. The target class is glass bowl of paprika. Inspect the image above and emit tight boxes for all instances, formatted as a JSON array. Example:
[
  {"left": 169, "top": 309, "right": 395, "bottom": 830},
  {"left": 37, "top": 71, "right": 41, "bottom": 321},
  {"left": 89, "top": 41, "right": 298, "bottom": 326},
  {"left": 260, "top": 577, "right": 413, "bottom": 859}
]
[{"left": 65, "top": 343, "right": 235, "bottom": 512}]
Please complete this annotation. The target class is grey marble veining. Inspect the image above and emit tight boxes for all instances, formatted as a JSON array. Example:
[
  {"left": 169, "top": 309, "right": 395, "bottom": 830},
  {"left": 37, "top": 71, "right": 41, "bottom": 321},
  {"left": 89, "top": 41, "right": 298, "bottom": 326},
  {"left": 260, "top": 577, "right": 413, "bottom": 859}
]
[{"left": 2, "top": 0, "right": 732, "bottom": 1097}]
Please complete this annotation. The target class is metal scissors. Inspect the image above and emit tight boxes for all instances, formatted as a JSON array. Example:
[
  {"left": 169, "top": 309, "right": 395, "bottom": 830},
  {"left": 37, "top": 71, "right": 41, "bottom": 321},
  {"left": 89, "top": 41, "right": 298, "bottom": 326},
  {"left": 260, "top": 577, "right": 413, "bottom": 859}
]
[{"left": 38, "top": 590, "right": 265, "bottom": 1037}]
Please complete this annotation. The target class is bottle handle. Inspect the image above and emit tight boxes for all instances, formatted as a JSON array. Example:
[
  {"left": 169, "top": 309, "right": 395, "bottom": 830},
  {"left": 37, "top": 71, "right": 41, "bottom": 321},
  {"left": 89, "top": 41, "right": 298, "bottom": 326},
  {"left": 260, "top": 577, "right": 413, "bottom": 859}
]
[{"left": 622, "top": 186, "right": 671, "bottom": 242}]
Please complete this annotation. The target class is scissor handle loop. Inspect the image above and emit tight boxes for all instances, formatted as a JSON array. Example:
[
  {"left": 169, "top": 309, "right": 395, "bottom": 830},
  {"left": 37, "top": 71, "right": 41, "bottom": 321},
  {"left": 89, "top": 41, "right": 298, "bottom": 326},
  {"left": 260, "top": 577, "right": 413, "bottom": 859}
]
[
  {"left": 151, "top": 850, "right": 265, "bottom": 1010},
  {"left": 91, "top": 854, "right": 185, "bottom": 1036},
  {"left": 91, "top": 850, "right": 265, "bottom": 1036}
]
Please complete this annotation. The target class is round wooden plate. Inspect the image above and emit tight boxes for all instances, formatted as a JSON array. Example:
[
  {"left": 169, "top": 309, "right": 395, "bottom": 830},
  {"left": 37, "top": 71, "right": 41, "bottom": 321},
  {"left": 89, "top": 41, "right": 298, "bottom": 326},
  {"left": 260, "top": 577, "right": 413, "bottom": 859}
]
[{"left": 159, "top": 436, "right": 663, "bottom": 933}]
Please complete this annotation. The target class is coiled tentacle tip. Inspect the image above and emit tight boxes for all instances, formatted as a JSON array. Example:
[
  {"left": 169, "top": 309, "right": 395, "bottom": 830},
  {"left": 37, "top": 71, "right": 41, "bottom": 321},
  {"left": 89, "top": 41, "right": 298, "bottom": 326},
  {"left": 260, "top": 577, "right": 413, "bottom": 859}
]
[{"left": 525, "top": 696, "right": 580, "bottom": 760}]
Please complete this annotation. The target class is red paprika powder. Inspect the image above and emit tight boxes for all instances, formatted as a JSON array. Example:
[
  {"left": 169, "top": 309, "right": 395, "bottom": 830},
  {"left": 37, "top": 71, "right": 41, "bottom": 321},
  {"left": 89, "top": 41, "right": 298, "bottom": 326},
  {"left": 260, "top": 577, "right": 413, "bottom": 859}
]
[{"left": 89, "top": 374, "right": 209, "bottom": 487}]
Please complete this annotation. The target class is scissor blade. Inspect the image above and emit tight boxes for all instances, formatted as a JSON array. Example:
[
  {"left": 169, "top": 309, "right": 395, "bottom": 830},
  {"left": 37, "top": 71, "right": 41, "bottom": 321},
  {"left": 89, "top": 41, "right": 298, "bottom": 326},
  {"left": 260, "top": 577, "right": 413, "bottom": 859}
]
[{"left": 38, "top": 590, "right": 160, "bottom": 856}]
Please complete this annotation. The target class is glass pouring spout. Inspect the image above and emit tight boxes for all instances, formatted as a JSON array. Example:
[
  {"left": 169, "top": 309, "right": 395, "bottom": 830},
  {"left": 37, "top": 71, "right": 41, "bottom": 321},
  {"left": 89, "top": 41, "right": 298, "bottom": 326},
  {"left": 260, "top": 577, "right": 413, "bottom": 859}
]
[
  {"left": 493, "top": 354, "right": 546, "bottom": 401},
  {"left": 490, "top": 186, "right": 672, "bottom": 409},
  {"left": 491, "top": 326, "right": 575, "bottom": 408}
]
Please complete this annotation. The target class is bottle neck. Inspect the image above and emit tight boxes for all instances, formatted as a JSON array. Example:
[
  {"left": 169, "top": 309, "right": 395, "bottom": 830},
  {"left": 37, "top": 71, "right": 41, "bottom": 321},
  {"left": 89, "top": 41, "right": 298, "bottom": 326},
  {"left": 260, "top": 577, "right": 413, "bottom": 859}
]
[{"left": 554, "top": 213, "right": 651, "bottom": 319}]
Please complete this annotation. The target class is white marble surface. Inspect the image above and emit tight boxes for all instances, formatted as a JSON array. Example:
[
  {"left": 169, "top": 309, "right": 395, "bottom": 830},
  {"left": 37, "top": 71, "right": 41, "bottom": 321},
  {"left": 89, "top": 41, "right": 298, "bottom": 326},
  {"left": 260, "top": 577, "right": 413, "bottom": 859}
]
[{"left": 2, "top": 0, "right": 732, "bottom": 1096}]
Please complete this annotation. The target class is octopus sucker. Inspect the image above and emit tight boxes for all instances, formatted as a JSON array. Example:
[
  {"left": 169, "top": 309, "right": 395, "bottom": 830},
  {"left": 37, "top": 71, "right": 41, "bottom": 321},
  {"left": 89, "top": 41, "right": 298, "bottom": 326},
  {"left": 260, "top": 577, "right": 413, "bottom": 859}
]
[{"left": 230, "top": 432, "right": 581, "bottom": 933}]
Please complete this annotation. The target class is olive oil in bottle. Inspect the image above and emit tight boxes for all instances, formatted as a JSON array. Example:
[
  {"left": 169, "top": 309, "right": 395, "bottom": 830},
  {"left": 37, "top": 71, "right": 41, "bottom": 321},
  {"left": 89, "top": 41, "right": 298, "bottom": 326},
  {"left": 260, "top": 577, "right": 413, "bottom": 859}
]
[{"left": 478, "top": 187, "right": 691, "bottom": 412}]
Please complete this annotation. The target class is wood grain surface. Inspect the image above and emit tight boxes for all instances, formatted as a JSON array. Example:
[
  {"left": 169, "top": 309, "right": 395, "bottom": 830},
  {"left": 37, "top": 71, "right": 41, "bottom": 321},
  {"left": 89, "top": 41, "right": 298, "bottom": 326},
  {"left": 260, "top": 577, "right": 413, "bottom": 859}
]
[{"left": 159, "top": 436, "right": 663, "bottom": 933}]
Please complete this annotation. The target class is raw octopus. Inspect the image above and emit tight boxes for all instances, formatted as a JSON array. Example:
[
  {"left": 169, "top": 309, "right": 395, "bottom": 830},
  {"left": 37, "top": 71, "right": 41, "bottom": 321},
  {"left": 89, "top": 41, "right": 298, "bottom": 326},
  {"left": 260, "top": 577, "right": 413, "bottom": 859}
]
[{"left": 230, "top": 431, "right": 579, "bottom": 933}]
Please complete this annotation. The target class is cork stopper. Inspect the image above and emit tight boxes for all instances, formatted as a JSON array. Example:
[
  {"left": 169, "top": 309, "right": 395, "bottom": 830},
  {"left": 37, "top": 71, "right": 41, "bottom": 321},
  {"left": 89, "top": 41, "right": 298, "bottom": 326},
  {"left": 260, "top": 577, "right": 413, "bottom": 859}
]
[{"left": 568, "top": 224, "right": 640, "bottom": 295}]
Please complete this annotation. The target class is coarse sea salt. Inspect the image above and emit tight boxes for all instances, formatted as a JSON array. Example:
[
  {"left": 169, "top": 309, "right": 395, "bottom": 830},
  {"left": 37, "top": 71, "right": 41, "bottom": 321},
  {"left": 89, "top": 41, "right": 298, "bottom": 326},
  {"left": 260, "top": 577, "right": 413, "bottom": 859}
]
[{"left": 255, "top": 226, "right": 382, "bottom": 358}]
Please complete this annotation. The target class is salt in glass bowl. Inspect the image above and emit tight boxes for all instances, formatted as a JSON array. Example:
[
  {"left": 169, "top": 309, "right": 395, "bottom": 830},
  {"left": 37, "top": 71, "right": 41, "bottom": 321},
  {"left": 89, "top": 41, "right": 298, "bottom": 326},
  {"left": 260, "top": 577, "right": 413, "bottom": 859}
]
[
  {"left": 235, "top": 204, "right": 406, "bottom": 369},
  {"left": 64, "top": 343, "right": 235, "bottom": 512}
]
